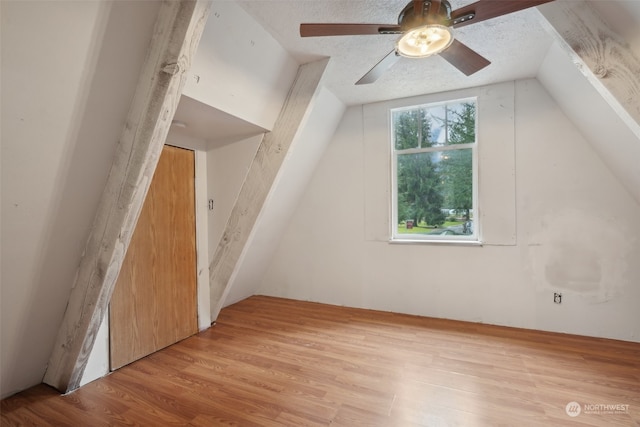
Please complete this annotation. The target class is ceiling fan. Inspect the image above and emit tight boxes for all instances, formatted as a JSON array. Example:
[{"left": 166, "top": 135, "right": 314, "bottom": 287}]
[{"left": 300, "top": 0, "right": 555, "bottom": 85}]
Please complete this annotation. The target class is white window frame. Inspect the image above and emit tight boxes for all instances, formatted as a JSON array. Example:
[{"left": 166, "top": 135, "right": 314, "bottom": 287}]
[{"left": 390, "top": 97, "right": 479, "bottom": 243}]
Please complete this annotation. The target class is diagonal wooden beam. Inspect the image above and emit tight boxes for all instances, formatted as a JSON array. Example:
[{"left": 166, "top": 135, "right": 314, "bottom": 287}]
[
  {"left": 208, "top": 58, "right": 330, "bottom": 321},
  {"left": 538, "top": 1, "right": 640, "bottom": 137},
  {"left": 43, "top": 0, "right": 210, "bottom": 393}
]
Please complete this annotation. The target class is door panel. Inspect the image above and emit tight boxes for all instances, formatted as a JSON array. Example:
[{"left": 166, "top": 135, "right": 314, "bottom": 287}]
[{"left": 110, "top": 145, "right": 198, "bottom": 370}]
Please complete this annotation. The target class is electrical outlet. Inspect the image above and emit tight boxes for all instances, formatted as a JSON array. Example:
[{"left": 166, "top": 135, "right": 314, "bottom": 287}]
[{"left": 553, "top": 292, "right": 562, "bottom": 304}]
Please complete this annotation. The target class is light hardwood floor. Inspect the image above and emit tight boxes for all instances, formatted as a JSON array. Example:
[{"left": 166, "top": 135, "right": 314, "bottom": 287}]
[{"left": 2, "top": 296, "right": 639, "bottom": 426}]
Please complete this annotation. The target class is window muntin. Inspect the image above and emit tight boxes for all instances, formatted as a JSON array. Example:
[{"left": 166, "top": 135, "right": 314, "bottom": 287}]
[{"left": 391, "top": 98, "right": 478, "bottom": 242}]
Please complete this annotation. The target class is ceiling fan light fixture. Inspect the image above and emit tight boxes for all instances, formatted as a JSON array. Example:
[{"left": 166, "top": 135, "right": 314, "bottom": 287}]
[{"left": 395, "top": 24, "right": 453, "bottom": 58}]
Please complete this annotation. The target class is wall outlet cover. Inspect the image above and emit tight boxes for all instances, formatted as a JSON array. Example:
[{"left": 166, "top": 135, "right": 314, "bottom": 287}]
[{"left": 554, "top": 293, "right": 562, "bottom": 304}]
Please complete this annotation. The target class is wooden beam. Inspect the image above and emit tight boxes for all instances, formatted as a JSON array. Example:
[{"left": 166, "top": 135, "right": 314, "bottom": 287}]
[
  {"left": 43, "top": 0, "right": 210, "bottom": 393},
  {"left": 208, "top": 59, "right": 330, "bottom": 321},
  {"left": 538, "top": 1, "right": 640, "bottom": 137}
]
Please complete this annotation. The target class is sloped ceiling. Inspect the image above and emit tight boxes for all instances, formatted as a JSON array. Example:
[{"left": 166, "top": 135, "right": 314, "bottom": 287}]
[
  {"left": 589, "top": 0, "right": 640, "bottom": 54},
  {"left": 538, "top": 41, "right": 640, "bottom": 203},
  {"left": 537, "top": 0, "right": 640, "bottom": 204},
  {"left": 171, "top": 95, "right": 266, "bottom": 149},
  {"left": 237, "top": 0, "right": 555, "bottom": 106}
]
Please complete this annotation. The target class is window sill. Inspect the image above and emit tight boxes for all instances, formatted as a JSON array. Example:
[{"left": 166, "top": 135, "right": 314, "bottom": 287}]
[{"left": 388, "top": 238, "right": 483, "bottom": 246}]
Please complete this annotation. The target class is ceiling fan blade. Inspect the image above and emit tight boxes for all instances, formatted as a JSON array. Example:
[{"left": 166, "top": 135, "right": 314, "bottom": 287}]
[
  {"left": 451, "top": 0, "right": 555, "bottom": 28},
  {"left": 439, "top": 39, "right": 491, "bottom": 76},
  {"left": 300, "top": 23, "right": 401, "bottom": 37},
  {"left": 356, "top": 50, "right": 400, "bottom": 85}
]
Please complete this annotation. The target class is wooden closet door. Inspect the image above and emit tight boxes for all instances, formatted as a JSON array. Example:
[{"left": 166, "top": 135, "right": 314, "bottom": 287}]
[{"left": 109, "top": 145, "right": 198, "bottom": 370}]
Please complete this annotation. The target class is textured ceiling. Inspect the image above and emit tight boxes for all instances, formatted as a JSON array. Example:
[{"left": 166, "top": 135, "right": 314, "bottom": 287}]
[{"left": 237, "top": 0, "right": 555, "bottom": 106}]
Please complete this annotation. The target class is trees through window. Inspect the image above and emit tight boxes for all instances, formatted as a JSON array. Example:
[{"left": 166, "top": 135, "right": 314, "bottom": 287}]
[{"left": 391, "top": 98, "right": 477, "bottom": 241}]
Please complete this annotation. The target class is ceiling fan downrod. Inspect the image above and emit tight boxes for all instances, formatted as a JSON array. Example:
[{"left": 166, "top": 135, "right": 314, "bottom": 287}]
[
  {"left": 398, "top": 0, "right": 452, "bottom": 29},
  {"left": 398, "top": 0, "right": 475, "bottom": 29}
]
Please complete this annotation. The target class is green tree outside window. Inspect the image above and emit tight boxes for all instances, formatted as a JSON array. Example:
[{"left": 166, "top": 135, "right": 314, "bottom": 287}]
[{"left": 392, "top": 99, "right": 476, "bottom": 239}]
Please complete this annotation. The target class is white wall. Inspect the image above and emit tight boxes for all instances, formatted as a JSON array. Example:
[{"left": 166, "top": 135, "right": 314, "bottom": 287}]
[
  {"left": 1, "top": 0, "right": 159, "bottom": 398},
  {"left": 258, "top": 79, "right": 640, "bottom": 342},
  {"left": 183, "top": 0, "right": 298, "bottom": 131},
  {"left": 79, "top": 313, "right": 109, "bottom": 387},
  {"left": 207, "top": 135, "right": 263, "bottom": 257},
  {"left": 224, "top": 87, "right": 346, "bottom": 307}
]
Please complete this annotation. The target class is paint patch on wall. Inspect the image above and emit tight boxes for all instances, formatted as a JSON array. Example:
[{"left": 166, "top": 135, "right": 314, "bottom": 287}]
[
  {"left": 544, "top": 243, "right": 601, "bottom": 291},
  {"left": 528, "top": 209, "right": 632, "bottom": 303}
]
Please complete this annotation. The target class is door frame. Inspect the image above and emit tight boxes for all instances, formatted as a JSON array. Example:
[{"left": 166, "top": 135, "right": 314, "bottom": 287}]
[
  {"left": 193, "top": 148, "right": 211, "bottom": 330},
  {"left": 80, "top": 144, "right": 210, "bottom": 385}
]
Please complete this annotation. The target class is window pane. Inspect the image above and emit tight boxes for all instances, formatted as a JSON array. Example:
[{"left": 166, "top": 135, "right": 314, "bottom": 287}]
[
  {"left": 441, "top": 149, "right": 473, "bottom": 234},
  {"left": 393, "top": 109, "right": 428, "bottom": 150},
  {"left": 391, "top": 98, "right": 477, "bottom": 241},
  {"left": 397, "top": 152, "right": 446, "bottom": 231},
  {"left": 426, "top": 105, "right": 446, "bottom": 145},
  {"left": 393, "top": 101, "right": 476, "bottom": 150},
  {"left": 397, "top": 149, "right": 474, "bottom": 236},
  {"left": 446, "top": 102, "right": 476, "bottom": 145}
]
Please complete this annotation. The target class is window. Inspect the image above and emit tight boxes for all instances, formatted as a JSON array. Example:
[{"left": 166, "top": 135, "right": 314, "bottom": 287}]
[{"left": 391, "top": 98, "right": 478, "bottom": 242}]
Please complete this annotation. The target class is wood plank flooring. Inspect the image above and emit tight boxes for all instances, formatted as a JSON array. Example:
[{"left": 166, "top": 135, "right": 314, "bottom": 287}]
[{"left": 3, "top": 296, "right": 640, "bottom": 426}]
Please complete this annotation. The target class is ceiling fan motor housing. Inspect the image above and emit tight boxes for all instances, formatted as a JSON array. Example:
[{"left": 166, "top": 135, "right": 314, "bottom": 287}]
[{"left": 398, "top": 0, "right": 453, "bottom": 30}]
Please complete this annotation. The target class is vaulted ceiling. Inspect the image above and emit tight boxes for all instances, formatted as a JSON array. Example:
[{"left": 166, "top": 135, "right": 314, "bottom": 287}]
[{"left": 237, "top": 0, "right": 556, "bottom": 106}]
